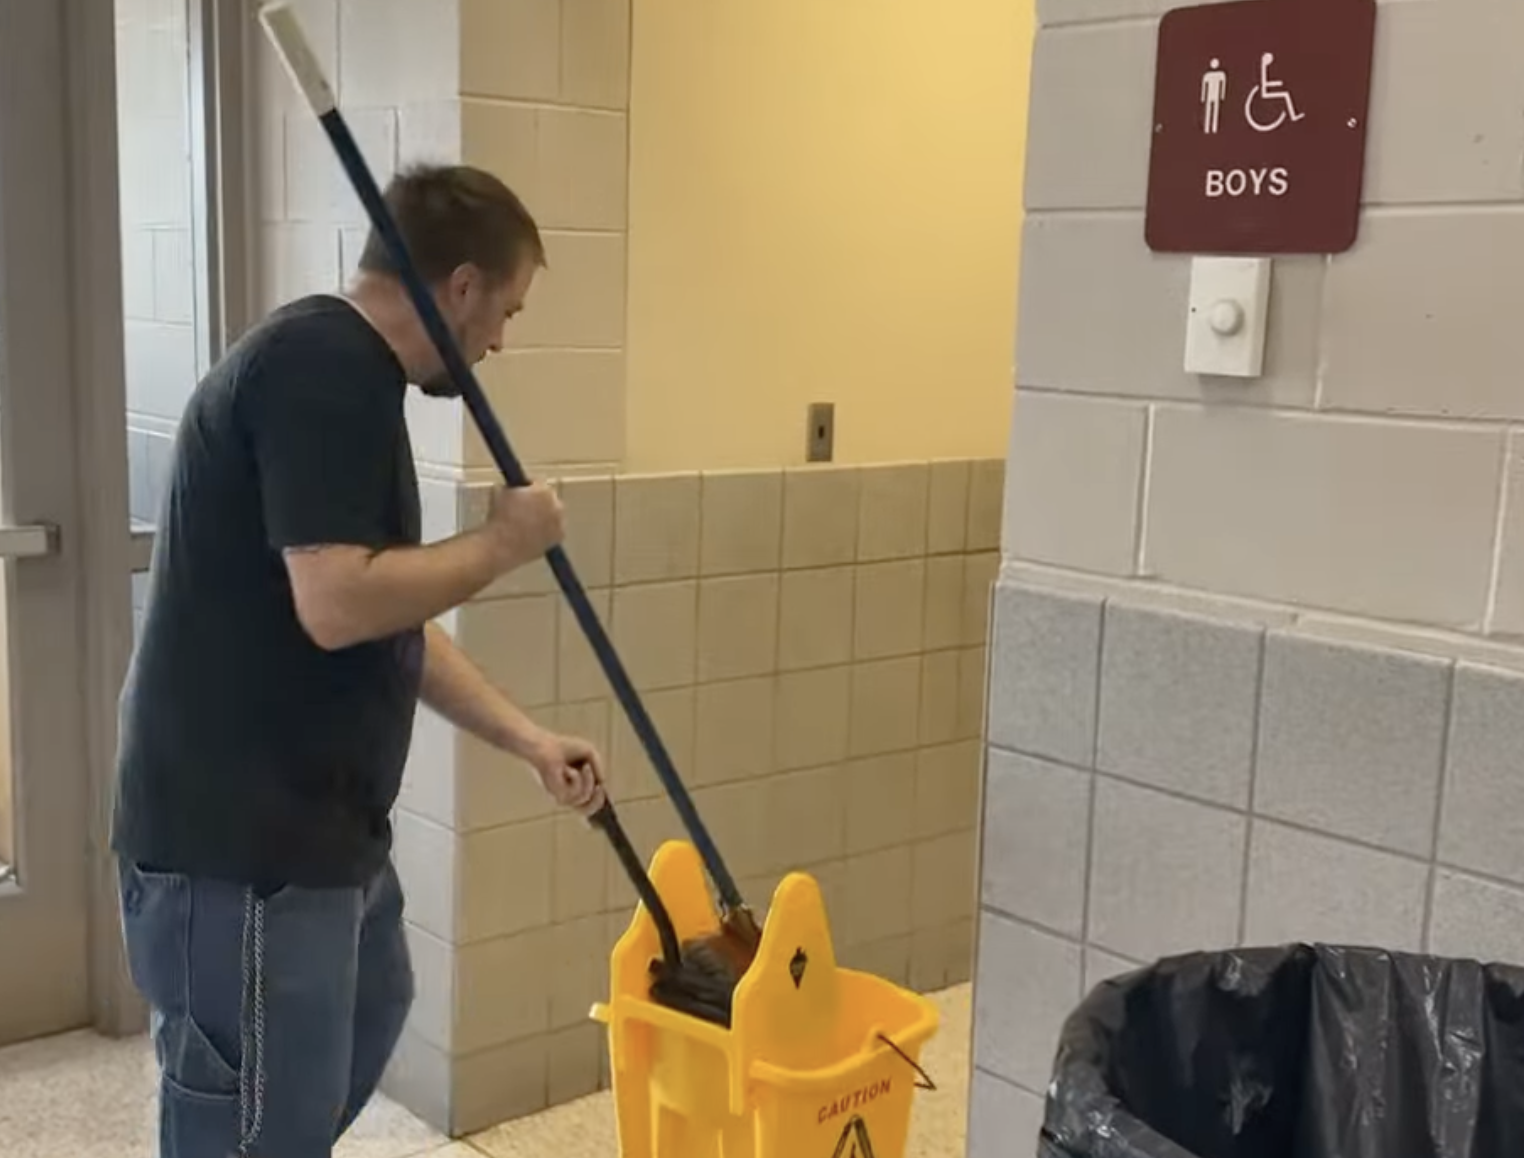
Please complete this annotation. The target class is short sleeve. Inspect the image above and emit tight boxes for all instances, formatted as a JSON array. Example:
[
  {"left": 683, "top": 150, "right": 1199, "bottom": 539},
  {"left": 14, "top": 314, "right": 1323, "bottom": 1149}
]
[{"left": 241, "top": 337, "right": 404, "bottom": 553}]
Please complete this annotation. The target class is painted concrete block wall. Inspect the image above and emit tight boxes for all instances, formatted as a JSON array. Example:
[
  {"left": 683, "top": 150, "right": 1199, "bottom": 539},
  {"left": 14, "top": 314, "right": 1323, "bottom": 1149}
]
[
  {"left": 455, "top": 0, "right": 630, "bottom": 476},
  {"left": 1006, "top": 0, "right": 1524, "bottom": 637},
  {"left": 249, "top": 0, "right": 627, "bottom": 476},
  {"left": 251, "top": 0, "right": 451, "bottom": 332},
  {"left": 974, "top": 0, "right": 1524, "bottom": 1152},
  {"left": 117, "top": 0, "right": 198, "bottom": 526}
]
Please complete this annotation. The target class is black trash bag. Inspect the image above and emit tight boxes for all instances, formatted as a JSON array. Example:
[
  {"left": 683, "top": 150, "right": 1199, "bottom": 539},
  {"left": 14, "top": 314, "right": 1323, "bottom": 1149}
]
[{"left": 1037, "top": 942, "right": 1524, "bottom": 1158}]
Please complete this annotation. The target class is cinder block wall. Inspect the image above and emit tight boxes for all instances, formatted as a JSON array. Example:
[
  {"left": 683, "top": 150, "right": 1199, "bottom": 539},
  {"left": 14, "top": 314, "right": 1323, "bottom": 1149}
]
[
  {"left": 971, "top": 0, "right": 1524, "bottom": 1152},
  {"left": 118, "top": 0, "right": 196, "bottom": 532}
]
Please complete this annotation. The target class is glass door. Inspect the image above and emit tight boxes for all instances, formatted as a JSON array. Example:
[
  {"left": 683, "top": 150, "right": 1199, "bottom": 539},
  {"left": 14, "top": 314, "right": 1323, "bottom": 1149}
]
[{"left": 0, "top": 0, "right": 139, "bottom": 1046}]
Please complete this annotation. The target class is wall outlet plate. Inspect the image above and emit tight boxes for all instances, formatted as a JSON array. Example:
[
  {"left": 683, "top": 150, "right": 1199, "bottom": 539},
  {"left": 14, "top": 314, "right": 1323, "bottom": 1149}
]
[
  {"left": 807, "top": 402, "right": 834, "bottom": 462},
  {"left": 1184, "top": 255, "right": 1272, "bottom": 378}
]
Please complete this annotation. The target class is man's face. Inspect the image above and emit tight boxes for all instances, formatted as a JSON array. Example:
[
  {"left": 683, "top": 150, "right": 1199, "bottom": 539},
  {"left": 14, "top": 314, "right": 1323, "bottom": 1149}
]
[{"left": 418, "top": 258, "right": 537, "bottom": 397}]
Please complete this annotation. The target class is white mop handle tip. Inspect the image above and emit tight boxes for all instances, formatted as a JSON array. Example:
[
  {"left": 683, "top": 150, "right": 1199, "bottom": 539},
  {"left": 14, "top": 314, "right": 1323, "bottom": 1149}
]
[{"left": 258, "top": 2, "right": 337, "bottom": 116}]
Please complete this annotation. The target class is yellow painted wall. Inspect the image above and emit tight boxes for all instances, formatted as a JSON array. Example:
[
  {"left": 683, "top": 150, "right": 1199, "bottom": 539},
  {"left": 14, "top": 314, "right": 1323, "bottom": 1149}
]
[{"left": 624, "top": 0, "right": 1034, "bottom": 473}]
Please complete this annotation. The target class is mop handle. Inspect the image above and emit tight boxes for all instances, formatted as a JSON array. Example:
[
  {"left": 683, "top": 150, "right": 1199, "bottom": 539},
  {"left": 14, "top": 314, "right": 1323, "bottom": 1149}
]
[{"left": 257, "top": 1, "right": 745, "bottom": 915}]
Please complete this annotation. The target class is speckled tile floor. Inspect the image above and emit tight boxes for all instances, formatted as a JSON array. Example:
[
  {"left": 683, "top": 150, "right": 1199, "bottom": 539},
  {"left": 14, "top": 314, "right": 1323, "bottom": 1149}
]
[{"left": 0, "top": 985, "right": 971, "bottom": 1158}]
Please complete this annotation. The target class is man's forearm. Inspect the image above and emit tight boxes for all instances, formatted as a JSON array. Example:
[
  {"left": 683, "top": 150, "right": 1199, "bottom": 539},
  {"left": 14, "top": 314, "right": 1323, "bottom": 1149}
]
[
  {"left": 418, "top": 621, "right": 548, "bottom": 760},
  {"left": 288, "top": 528, "right": 510, "bottom": 651}
]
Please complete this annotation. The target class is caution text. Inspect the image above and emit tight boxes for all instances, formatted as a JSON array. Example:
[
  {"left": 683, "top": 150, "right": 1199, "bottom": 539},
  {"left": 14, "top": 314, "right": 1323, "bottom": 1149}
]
[{"left": 817, "top": 1078, "right": 892, "bottom": 1124}]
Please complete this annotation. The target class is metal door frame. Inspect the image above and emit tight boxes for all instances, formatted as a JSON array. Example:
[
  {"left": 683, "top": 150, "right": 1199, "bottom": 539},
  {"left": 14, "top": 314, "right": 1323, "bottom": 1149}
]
[
  {"left": 0, "top": 0, "right": 258, "bottom": 1047},
  {"left": 0, "top": 0, "right": 136, "bottom": 1044}
]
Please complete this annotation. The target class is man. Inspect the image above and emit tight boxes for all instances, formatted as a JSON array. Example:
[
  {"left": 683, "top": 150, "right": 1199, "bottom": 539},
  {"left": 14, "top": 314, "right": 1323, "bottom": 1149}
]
[{"left": 111, "top": 163, "right": 606, "bottom": 1158}]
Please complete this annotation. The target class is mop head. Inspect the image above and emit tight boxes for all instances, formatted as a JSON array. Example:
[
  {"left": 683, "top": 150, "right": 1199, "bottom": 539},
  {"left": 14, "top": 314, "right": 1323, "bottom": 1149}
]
[
  {"left": 649, "top": 936, "right": 743, "bottom": 1026},
  {"left": 646, "top": 903, "right": 762, "bottom": 1027}
]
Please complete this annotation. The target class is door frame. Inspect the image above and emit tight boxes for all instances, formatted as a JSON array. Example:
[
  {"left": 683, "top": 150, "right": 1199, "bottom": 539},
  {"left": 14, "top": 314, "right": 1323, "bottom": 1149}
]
[
  {"left": 189, "top": 0, "right": 260, "bottom": 373},
  {"left": 0, "top": 0, "right": 257, "bottom": 1046},
  {"left": 0, "top": 0, "right": 136, "bottom": 1044},
  {"left": 70, "top": 0, "right": 144, "bottom": 1040}
]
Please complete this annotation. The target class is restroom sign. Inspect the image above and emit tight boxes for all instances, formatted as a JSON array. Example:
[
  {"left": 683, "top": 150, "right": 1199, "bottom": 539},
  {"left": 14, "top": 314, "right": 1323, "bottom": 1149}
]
[{"left": 1144, "top": 0, "right": 1377, "bottom": 255}]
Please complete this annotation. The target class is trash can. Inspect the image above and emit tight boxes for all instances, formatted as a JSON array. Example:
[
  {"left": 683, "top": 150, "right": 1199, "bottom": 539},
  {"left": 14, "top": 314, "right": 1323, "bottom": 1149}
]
[
  {"left": 591, "top": 839, "right": 940, "bottom": 1158},
  {"left": 1038, "top": 942, "right": 1524, "bottom": 1158}
]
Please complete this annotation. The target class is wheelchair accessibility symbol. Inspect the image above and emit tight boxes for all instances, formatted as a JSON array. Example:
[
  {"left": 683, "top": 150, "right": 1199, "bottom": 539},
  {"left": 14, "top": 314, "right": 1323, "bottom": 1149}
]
[{"left": 1245, "top": 52, "right": 1304, "bottom": 132}]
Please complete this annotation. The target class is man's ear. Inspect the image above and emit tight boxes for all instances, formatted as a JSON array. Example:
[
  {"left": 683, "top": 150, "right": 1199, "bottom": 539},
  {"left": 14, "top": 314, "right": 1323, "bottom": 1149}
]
[{"left": 442, "top": 263, "right": 477, "bottom": 308}]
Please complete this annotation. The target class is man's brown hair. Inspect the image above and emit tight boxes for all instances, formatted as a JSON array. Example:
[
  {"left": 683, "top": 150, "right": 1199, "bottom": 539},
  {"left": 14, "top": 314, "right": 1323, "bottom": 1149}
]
[{"left": 357, "top": 163, "right": 546, "bottom": 285}]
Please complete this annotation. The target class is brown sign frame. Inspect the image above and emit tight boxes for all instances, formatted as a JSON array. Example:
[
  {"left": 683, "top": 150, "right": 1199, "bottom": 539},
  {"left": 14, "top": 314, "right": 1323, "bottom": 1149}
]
[{"left": 1144, "top": 0, "right": 1378, "bottom": 255}]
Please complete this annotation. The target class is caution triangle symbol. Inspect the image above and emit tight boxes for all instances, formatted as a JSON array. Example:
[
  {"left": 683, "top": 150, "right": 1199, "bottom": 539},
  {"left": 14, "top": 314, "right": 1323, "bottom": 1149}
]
[{"left": 831, "top": 1115, "right": 876, "bottom": 1158}]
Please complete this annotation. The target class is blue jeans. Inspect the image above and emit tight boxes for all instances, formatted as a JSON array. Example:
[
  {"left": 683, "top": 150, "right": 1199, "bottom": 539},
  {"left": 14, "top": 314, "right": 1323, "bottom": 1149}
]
[{"left": 117, "top": 857, "right": 415, "bottom": 1158}]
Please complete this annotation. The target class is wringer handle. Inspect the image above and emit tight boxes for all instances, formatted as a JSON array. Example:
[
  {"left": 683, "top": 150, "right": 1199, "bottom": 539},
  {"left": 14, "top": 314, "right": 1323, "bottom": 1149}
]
[{"left": 588, "top": 803, "right": 684, "bottom": 968}]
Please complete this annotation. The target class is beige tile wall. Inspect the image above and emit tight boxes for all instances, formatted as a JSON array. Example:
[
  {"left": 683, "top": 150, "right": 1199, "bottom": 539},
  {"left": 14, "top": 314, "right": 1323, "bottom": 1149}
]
[
  {"left": 455, "top": 0, "right": 630, "bottom": 476},
  {"left": 388, "top": 456, "right": 1003, "bottom": 1133},
  {"left": 250, "top": 0, "right": 628, "bottom": 477},
  {"left": 250, "top": 0, "right": 448, "bottom": 397}
]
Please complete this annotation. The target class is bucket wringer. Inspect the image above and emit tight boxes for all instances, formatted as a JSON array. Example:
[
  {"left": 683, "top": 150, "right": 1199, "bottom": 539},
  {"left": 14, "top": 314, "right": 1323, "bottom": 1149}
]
[{"left": 259, "top": 6, "right": 941, "bottom": 1154}]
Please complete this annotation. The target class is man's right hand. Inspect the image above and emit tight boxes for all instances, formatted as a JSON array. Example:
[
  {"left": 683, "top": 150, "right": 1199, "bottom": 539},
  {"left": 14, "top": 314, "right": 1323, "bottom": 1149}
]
[{"left": 481, "top": 481, "right": 565, "bottom": 573}]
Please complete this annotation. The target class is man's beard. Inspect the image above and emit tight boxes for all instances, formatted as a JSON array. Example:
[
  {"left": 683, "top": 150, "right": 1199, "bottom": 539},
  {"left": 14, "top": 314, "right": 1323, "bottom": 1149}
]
[
  {"left": 417, "top": 317, "right": 470, "bottom": 397},
  {"left": 419, "top": 372, "right": 462, "bottom": 398}
]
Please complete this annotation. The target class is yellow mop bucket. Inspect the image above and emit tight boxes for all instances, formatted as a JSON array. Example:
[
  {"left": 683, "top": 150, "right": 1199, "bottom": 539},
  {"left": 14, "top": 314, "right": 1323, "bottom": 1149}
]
[{"left": 590, "top": 839, "right": 940, "bottom": 1158}]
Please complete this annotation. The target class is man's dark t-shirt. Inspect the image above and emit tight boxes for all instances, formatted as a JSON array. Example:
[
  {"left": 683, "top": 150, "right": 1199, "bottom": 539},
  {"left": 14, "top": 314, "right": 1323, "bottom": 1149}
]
[{"left": 112, "top": 294, "right": 424, "bottom": 891}]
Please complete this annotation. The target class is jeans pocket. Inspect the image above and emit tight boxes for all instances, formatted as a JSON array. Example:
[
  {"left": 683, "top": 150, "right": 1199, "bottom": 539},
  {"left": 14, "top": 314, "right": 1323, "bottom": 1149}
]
[
  {"left": 157, "top": 1066, "right": 242, "bottom": 1158},
  {"left": 121, "top": 860, "right": 246, "bottom": 1100},
  {"left": 155, "top": 1007, "right": 242, "bottom": 1099},
  {"left": 118, "top": 861, "right": 188, "bottom": 1002}
]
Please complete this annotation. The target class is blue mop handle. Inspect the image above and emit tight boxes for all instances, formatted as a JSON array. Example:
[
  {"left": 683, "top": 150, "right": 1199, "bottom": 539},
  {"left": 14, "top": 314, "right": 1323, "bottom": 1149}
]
[{"left": 257, "top": 2, "right": 745, "bottom": 915}]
